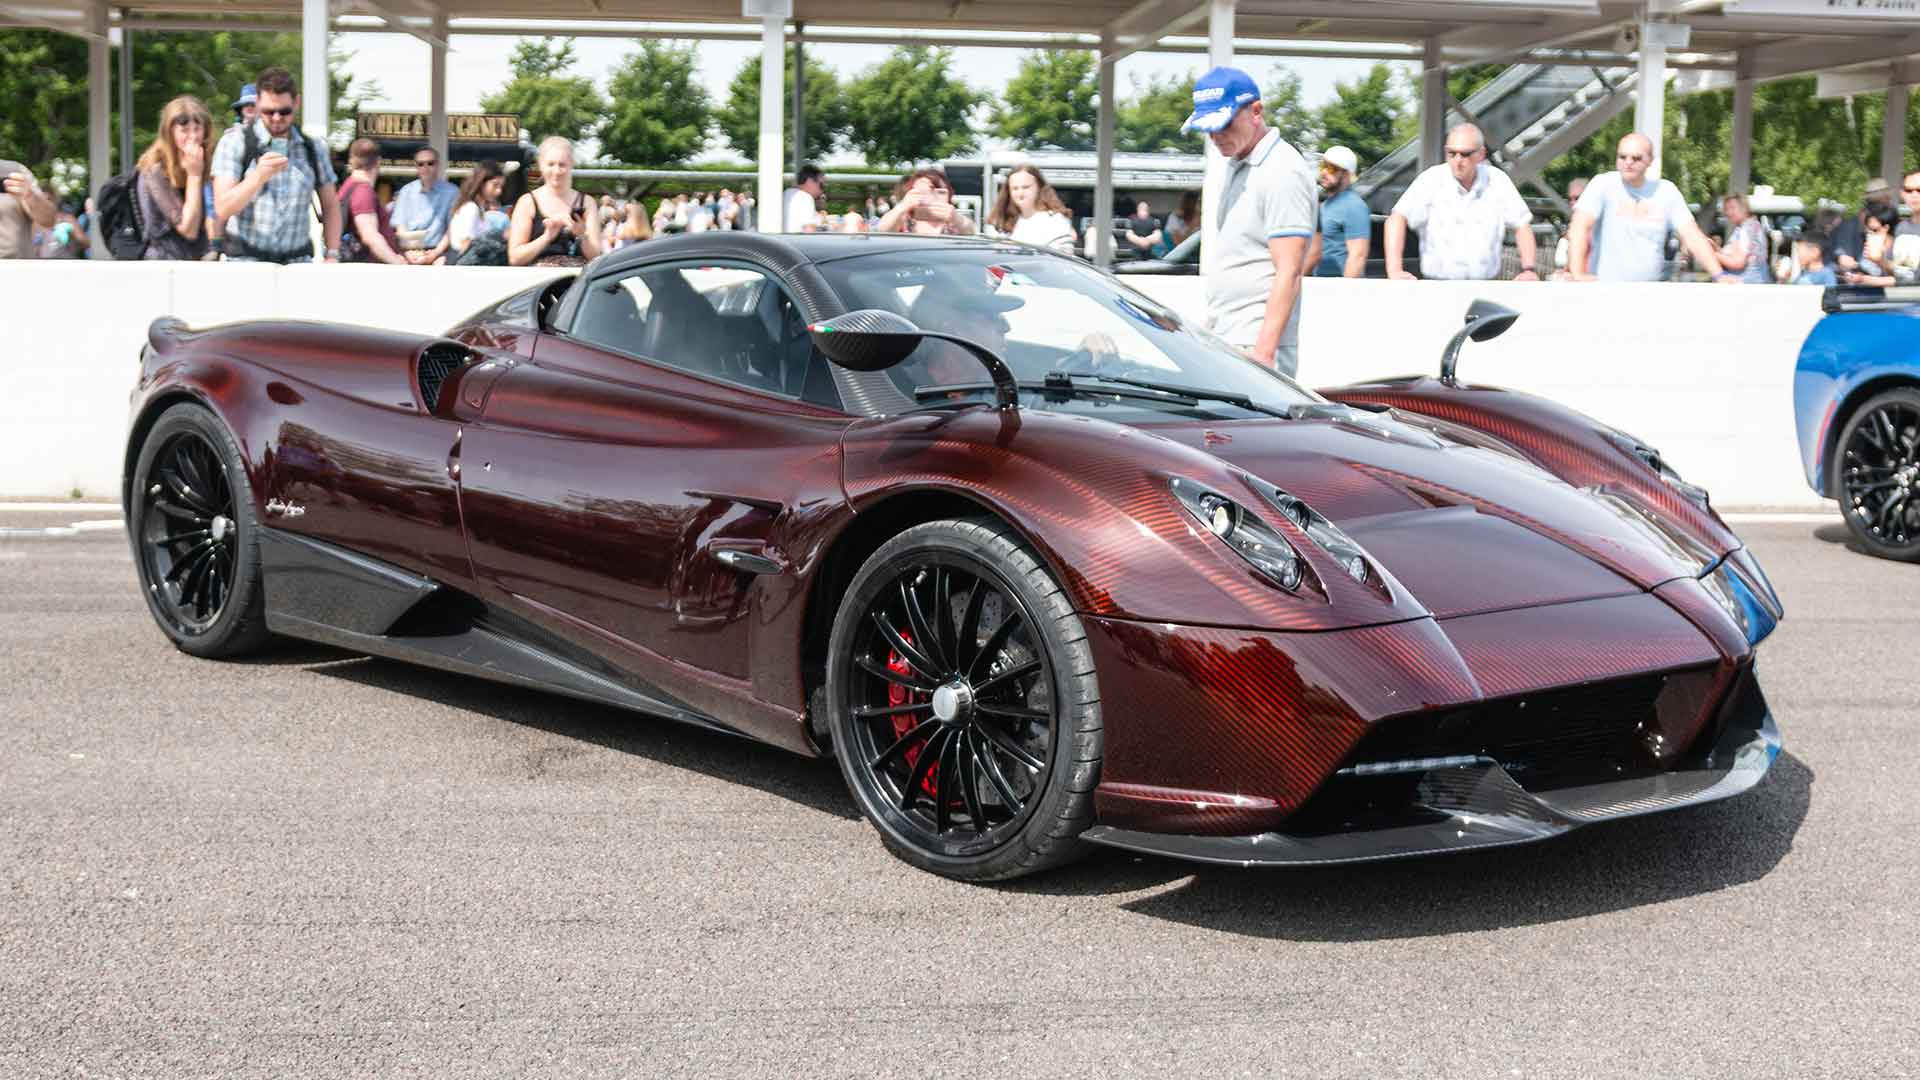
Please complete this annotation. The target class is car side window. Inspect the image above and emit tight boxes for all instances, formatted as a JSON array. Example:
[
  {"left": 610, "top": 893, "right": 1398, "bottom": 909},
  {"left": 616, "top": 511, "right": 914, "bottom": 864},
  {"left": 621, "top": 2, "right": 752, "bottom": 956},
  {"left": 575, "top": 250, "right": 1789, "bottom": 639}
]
[{"left": 571, "top": 263, "right": 841, "bottom": 410}]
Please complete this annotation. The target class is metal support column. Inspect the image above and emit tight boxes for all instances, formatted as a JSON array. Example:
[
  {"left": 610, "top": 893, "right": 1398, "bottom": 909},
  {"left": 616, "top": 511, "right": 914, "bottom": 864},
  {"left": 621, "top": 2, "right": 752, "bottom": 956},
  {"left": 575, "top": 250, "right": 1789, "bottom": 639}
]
[
  {"left": 1884, "top": 84, "right": 1909, "bottom": 184},
  {"left": 1200, "top": 0, "right": 1233, "bottom": 272},
  {"left": 756, "top": 3, "right": 786, "bottom": 231},
  {"left": 1730, "top": 62, "right": 1754, "bottom": 196},
  {"left": 302, "top": 0, "right": 328, "bottom": 139},
  {"left": 88, "top": 0, "right": 110, "bottom": 255},
  {"left": 1095, "top": 30, "right": 1116, "bottom": 268},
  {"left": 429, "top": 10, "right": 448, "bottom": 166},
  {"left": 117, "top": 9, "right": 132, "bottom": 172},
  {"left": 791, "top": 23, "right": 805, "bottom": 172},
  {"left": 1420, "top": 38, "right": 1446, "bottom": 170},
  {"left": 1634, "top": 16, "right": 1687, "bottom": 180}
]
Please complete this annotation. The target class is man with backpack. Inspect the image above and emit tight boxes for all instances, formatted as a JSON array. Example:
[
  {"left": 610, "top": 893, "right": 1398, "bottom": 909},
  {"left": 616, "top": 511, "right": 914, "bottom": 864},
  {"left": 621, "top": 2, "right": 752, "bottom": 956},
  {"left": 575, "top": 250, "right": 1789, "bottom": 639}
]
[{"left": 210, "top": 66, "right": 341, "bottom": 263}]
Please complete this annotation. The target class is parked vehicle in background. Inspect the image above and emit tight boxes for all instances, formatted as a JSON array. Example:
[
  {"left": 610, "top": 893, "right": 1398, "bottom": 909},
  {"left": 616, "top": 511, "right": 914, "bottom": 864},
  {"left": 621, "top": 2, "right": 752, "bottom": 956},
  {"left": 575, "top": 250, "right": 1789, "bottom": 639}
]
[{"left": 1794, "top": 284, "right": 1920, "bottom": 559}]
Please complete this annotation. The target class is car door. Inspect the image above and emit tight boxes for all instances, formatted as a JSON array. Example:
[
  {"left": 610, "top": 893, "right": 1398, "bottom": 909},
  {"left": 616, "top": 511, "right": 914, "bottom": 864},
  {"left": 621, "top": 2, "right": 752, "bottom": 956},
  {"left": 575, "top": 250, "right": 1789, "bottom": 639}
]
[{"left": 456, "top": 259, "right": 853, "bottom": 739}]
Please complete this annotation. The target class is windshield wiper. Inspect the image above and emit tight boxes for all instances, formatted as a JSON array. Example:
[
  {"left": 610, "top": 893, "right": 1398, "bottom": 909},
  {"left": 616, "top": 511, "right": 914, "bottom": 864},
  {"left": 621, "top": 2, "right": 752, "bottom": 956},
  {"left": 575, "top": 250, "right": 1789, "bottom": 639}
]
[
  {"left": 912, "top": 377, "right": 1200, "bottom": 408},
  {"left": 1050, "top": 370, "right": 1293, "bottom": 419}
]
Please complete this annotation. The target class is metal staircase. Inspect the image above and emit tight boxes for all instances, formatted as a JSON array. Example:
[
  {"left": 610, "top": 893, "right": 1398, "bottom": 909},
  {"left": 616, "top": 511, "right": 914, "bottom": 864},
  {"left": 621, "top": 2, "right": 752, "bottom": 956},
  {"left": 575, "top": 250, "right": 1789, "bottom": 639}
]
[{"left": 1353, "top": 63, "right": 1644, "bottom": 212}]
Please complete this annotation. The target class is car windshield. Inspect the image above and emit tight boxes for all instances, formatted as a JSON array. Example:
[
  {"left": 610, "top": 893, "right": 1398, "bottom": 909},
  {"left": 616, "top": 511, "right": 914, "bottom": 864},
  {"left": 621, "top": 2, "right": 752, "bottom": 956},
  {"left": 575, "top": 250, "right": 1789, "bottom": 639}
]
[{"left": 813, "top": 248, "right": 1320, "bottom": 421}]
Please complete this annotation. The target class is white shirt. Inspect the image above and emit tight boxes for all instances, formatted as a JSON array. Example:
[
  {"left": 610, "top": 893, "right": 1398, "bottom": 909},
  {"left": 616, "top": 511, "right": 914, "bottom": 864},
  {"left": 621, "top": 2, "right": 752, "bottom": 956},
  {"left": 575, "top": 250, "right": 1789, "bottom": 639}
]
[
  {"left": 1392, "top": 162, "right": 1530, "bottom": 280},
  {"left": 784, "top": 187, "right": 817, "bottom": 232},
  {"left": 1005, "top": 210, "right": 1075, "bottom": 255},
  {"left": 1200, "top": 128, "right": 1317, "bottom": 350}
]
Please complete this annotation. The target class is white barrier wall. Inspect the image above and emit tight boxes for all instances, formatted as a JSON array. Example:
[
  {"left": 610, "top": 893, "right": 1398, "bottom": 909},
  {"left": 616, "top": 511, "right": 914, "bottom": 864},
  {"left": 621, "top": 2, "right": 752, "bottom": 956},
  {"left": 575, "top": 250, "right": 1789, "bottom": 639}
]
[{"left": 4, "top": 263, "right": 1828, "bottom": 508}]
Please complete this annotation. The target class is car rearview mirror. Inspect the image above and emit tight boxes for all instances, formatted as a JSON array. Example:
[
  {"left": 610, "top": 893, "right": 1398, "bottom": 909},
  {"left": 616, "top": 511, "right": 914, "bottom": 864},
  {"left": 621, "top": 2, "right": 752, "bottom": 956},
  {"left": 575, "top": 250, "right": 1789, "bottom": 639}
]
[
  {"left": 1440, "top": 299, "right": 1521, "bottom": 385},
  {"left": 808, "top": 308, "right": 1021, "bottom": 409}
]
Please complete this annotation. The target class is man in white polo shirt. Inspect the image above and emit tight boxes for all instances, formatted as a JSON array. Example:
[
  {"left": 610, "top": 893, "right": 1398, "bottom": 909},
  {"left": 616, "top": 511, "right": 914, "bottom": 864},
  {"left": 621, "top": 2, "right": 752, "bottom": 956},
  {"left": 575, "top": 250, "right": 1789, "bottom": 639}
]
[
  {"left": 1184, "top": 66, "right": 1317, "bottom": 377},
  {"left": 1385, "top": 123, "right": 1536, "bottom": 281}
]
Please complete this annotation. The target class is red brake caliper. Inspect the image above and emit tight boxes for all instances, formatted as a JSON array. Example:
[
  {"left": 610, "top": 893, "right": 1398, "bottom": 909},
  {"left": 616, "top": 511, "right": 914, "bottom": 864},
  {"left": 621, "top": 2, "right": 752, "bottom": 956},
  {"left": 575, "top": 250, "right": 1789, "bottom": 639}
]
[{"left": 887, "top": 632, "right": 939, "bottom": 798}]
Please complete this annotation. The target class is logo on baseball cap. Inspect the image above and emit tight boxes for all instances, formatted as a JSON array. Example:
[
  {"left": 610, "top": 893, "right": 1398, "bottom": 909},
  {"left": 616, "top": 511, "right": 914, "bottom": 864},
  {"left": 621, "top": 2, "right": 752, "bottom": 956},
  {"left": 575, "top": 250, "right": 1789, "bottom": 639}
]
[{"left": 1182, "top": 67, "right": 1261, "bottom": 134}]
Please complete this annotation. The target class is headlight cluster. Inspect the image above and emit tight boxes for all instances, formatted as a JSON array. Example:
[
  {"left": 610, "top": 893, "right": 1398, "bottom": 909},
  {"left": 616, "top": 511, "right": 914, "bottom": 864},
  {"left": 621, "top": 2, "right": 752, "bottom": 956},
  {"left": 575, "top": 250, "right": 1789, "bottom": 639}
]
[
  {"left": 1169, "top": 477, "right": 1376, "bottom": 593},
  {"left": 1170, "top": 478, "right": 1305, "bottom": 590}
]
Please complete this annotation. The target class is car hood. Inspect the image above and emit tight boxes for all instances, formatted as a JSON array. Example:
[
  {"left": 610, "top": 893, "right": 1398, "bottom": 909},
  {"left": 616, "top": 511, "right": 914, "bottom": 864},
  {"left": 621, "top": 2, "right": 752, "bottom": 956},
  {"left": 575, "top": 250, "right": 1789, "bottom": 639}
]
[{"left": 1150, "top": 412, "right": 1707, "bottom": 618}]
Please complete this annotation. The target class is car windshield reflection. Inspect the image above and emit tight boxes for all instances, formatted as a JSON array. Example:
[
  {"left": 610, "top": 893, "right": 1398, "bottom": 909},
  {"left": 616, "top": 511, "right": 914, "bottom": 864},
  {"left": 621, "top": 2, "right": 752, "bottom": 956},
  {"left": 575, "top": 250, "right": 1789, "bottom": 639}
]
[{"left": 815, "top": 249, "right": 1320, "bottom": 420}]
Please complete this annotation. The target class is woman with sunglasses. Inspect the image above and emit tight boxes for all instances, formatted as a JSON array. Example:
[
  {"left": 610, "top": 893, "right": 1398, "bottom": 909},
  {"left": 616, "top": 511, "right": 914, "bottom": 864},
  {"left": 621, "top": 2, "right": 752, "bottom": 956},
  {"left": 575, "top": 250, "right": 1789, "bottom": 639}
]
[
  {"left": 134, "top": 95, "right": 214, "bottom": 260},
  {"left": 509, "top": 136, "right": 602, "bottom": 267}
]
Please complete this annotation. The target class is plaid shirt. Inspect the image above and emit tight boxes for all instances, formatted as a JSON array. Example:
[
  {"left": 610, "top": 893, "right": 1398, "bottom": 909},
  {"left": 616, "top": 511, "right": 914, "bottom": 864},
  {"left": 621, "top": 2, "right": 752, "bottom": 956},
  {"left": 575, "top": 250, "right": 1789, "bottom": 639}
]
[{"left": 211, "top": 119, "right": 336, "bottom": 260}]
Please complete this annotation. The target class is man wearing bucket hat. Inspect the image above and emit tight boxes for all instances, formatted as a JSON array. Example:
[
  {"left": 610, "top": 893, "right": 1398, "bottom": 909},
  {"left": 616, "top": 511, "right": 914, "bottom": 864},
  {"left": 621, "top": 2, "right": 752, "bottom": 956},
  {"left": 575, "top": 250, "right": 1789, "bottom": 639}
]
[
  {"left": 1184, "top": 66, "right": 1317, "bottom": 378},
  {"left": 231, "top": 83, "right": 258, "bottom": 127}
]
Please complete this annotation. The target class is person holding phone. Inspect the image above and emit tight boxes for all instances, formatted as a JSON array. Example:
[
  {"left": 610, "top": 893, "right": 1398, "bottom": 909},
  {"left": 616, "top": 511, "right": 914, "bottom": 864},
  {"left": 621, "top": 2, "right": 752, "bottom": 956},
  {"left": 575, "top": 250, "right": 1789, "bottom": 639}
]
[
  {"left": 876, "top": 168, "right": 974, "bottom": 236},
  {"left": 0, "top": 161, "right": 58, "bottom": 260},
  {"left": 508, "top": 135, "right": 601, "bottom": 267},
  {"left": 209, "top": 66, "right": 342, "bottom": 263}
]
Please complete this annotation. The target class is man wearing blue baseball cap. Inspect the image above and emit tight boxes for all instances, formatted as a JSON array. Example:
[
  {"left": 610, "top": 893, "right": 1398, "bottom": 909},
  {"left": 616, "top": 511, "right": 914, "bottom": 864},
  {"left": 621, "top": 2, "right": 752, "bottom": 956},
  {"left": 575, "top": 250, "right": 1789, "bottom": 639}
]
[{"left": 1184, "top": 66, "right": 1317, "bottom": 377}]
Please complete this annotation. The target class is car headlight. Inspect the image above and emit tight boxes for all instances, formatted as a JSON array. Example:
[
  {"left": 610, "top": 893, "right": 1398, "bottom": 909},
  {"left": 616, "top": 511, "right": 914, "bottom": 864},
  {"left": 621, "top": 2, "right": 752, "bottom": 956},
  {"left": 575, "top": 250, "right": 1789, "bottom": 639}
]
[
  {"left": 1255, "top": 484, "right": 1374, "bottom": 586},
  {"left": 1169, "top": 478, "right": 1306, "bottom": 591}
]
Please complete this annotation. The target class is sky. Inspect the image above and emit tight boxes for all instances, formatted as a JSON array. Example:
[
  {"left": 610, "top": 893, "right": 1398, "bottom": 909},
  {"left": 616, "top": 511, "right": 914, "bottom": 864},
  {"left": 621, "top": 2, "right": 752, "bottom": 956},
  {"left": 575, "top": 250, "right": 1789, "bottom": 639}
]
[{"left": 333, "top": 28, "right": 1398, "bottom": 162}]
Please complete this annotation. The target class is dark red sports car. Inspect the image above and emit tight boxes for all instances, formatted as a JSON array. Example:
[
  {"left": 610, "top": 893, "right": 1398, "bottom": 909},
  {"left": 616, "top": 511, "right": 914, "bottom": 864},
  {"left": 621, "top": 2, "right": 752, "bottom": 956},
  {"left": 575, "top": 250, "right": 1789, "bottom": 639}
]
[{"left": 126, "top": 233, "right": 1782, "bottom": 880}]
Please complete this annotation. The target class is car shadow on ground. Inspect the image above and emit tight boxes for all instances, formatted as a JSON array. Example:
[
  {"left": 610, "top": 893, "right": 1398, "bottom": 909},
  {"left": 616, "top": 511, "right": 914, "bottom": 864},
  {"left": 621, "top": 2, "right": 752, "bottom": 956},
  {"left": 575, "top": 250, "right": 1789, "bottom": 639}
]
[
  {"left": 1813, "top": 522, "right": 1867, "bottom": 553},
  {"left": 1036, "top": 751, "right": 1813, "bottom": 941},
  {"left": 298, "top": 650, "right": 860, "bottom": 823},
  {"left": 276, "top": 643, "right": 1812, "bottom": 938}
]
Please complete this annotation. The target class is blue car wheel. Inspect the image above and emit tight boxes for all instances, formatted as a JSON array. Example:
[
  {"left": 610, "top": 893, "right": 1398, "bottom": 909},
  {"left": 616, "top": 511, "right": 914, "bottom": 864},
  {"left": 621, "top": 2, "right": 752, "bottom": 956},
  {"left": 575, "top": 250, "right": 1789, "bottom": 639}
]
[{"left": 1833, "top": 387, "right": 1920, "bottom": 561}]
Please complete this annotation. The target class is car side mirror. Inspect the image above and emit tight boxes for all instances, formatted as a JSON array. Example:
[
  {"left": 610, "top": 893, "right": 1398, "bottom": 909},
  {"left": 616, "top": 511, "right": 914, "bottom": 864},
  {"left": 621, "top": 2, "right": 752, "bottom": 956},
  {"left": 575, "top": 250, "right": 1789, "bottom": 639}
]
[
  {"left": 1439, "top": 298, "right": 1520, "bottom": 385},
  {"left": 808, "top": 309, "right": 1020, "bottom": 409}
]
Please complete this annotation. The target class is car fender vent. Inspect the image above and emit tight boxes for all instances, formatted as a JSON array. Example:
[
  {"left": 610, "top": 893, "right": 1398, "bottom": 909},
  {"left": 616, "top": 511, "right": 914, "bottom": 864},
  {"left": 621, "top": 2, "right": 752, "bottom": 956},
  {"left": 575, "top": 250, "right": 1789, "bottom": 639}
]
[{"left": 417, "top": 342, "right": 475, "bottom": 412}]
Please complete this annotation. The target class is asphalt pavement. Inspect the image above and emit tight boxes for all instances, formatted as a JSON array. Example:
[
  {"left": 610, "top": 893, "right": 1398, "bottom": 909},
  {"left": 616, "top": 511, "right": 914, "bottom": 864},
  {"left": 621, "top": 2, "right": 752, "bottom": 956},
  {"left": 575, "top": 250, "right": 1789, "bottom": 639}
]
[{"left": 2, "top": 513, "right": 1915, "bottom": 1078}]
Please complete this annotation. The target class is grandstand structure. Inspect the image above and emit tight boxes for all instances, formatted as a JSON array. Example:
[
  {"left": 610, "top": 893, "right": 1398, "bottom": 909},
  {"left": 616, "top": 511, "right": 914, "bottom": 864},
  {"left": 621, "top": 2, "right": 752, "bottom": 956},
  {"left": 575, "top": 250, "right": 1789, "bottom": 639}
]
[{"left": 5, "top": 0, "right": 1919, "bottom": 264}]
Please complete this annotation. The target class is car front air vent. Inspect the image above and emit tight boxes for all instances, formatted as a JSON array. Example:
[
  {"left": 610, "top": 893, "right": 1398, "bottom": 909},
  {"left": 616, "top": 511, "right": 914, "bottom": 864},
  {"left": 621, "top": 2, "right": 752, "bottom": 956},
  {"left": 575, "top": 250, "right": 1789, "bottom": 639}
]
[{"left": 417, "top": 343, "right": 474, "bottom": 412}]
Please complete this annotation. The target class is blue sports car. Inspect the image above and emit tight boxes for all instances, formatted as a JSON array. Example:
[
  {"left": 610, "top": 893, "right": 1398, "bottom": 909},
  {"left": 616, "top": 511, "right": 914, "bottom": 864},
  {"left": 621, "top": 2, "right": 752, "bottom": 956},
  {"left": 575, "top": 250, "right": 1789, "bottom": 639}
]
[{"left": 1794, "top": 285, "right": 1920, "bottom": 560}]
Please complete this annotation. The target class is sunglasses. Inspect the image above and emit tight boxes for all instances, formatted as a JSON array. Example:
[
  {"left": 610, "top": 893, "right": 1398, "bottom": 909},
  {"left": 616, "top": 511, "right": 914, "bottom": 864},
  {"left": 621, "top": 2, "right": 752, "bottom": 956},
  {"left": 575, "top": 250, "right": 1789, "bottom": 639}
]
[
  {"left": 169, "top": 115, "right": 204, "bottom": 127},
  {"left": 259, "top": 106, "right": 294, "bottom": 118}
]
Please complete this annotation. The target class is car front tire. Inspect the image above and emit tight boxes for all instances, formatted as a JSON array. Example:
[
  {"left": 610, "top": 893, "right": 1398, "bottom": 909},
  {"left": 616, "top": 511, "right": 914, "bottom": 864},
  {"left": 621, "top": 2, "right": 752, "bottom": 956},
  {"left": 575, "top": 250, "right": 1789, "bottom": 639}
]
[
  {"left": 1832, "top": 387, "right": 1920, "bottom": 562},
  {"left": 129, "top": 402, "right": 274, "bottom": 658},
  {"left": 825, "top": 517, "right": 1102, "bottom": 881}
]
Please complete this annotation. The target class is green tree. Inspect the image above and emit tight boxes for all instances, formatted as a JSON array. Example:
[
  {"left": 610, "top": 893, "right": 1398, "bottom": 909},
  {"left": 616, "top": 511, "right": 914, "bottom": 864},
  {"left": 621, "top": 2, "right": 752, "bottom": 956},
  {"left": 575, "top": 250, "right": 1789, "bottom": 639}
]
[
  {"left": 480, "top": 37, "right": 606, "bottom": 145},
  {"left": 715, "top": 48, "right": 848, "bottom": 165},
  {"left": 843, "top": 47, "right": 985, "bottom": 166},
  {"left": 1447, "top": 63, "right": 1506, "bottom": 106},
  {"left": 1314, "top": 62, "right": 1406, "bottom": 167},
  {"left": 1263, "top": 68, "right": 1320, "bottom": 151},
  {"left": 990, "top": 50, "right": 1097, "bottom": 151},
  {"left": 599, "top": 41, "right": 710, "bottom": 166},
  {"left": 0, "top": 27, "right": 374, "bottom": 196},
  {"left": 1116, "top": 72, "right": 1194, "bottom": 153}
]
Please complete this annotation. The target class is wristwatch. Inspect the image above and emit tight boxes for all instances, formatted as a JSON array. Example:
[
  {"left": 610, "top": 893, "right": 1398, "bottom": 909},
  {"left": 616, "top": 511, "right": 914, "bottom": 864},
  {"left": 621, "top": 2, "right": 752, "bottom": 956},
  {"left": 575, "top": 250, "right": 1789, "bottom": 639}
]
[{"left": 324, "top": 247, "right": 341, "bottom": 259}]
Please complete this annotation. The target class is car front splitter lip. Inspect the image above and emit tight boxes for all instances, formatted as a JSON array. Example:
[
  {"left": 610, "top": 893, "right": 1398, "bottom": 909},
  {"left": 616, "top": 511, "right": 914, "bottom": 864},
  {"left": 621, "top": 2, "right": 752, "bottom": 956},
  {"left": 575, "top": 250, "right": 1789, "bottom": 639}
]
[{"left": 1080, "top": 710, "right": 1781, "bottom": 869}]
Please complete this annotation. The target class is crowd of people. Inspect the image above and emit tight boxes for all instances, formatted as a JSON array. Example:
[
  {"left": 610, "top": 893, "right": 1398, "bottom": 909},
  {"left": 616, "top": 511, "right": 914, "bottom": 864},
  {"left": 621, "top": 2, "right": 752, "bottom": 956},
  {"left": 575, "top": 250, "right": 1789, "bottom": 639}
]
[{"left": 4, "top": 62, "right": 1914, "bottom": 384}]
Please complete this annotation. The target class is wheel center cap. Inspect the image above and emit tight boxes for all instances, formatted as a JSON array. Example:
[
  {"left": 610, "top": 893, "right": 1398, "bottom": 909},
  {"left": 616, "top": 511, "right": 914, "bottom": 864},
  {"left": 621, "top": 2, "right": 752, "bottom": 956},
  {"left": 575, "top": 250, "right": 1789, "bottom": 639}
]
[
  {"left": 210, "top": 515, "right": 231, "bottom": 542},
  {"left": 931, "top": 681, "right": 973, "bottom": 723}
]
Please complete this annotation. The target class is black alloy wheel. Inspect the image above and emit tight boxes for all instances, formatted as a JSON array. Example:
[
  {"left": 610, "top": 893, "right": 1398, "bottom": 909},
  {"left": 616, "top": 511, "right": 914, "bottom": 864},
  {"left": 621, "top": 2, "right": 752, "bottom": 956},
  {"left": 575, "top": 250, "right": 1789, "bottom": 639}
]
[
  {"left": 827, "top": 518, "right": 1101, "bottom": 881},
  {"left": 1835, "top": 387, "right": 1920, "bottom": 562},
  {"left": 130, "top": 403, "right": 273, "bottom": 657}
]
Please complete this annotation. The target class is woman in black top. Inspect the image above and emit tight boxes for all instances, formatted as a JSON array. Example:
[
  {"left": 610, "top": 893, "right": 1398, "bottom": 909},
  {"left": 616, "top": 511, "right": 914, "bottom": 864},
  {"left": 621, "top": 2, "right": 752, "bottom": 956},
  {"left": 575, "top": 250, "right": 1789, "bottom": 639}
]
[
  {"left": 508, "top": 136, "right": 602, "bottom": 266},
  {"left": 134, "top": 95, "right": 214, "bottom": 260}
]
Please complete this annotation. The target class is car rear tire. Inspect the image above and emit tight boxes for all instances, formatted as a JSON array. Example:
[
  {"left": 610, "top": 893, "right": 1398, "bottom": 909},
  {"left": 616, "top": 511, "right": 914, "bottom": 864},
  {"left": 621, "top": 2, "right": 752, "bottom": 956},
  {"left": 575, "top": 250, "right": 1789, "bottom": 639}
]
[
  {"left": 129, "top": 402, "right": 274, "bottom": 658},
  {"left": 826, "top": 517, "right": 1102, "bottom": 881},
  {"left": 1832, "top": 387, "right": 1920, "bottom": 562}
]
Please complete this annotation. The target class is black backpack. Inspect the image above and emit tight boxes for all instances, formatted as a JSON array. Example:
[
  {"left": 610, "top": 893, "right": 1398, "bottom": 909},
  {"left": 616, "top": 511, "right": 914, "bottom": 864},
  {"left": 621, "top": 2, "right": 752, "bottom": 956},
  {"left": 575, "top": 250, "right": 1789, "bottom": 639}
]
[{"left": 97, "top": 171, "right": 147, "bottom": 260}]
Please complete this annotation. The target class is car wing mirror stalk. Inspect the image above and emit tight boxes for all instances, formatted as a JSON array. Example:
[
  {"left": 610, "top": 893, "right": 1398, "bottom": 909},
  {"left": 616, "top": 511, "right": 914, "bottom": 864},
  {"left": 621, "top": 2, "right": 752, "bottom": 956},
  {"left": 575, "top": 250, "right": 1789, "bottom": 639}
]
[
  {"left": 809, "top": 309, "right": 1020, "bottom": 410},
  {"left": 1439, "top": 298, "right": 1520, "bottom": 386}
]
